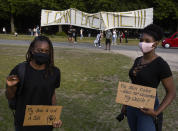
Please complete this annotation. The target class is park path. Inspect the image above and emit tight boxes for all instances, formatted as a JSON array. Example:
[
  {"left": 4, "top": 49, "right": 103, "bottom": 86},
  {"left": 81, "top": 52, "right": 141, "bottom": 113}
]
[
  {"left": 111, "top": 48, "right": 178, "bottom": 72},
  {"left": 0, "top": 39, "right": 177, "bottom": 71}
]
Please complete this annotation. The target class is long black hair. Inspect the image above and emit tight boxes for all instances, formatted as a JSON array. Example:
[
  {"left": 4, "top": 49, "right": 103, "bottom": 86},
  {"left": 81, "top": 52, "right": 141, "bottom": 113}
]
[{"left": 26, "top": 36, "right": 54, "bottom": 77}]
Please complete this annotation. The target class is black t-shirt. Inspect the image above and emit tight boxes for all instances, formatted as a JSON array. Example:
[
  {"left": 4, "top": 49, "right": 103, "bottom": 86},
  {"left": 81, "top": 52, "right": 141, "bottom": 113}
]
[
  {"left": 129, "top": 56, "right": 172, "bottom": 89},
  {"left": 9, "top": 62, "right": 60, "bottom": 131}
]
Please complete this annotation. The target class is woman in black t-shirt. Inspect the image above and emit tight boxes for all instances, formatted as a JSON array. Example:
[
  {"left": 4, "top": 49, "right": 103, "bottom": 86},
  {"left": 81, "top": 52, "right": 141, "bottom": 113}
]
[
  {"left": 121, "top": 24, "right": 176, "bottom": 131},
  {"left": 6, "top": 36, "right": 62, "bottom": 131}
]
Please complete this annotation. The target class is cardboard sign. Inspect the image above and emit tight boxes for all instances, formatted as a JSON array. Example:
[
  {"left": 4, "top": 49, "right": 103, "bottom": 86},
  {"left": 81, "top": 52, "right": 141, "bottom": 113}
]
[
  {"left": 116, "top": 82, "right": 156, "bottom": 109},
  {"left": 23, "top": 105, "right": 62, "bottom": 126}
]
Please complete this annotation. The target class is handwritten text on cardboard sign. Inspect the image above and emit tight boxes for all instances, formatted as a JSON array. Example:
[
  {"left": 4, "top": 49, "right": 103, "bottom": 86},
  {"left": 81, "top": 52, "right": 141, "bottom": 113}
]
[
  {"left": 116, "top": 82, "right": 156, "bottom": 109},
  {"left": 23, "top": 105, "right": 62, "bottom": 126}
]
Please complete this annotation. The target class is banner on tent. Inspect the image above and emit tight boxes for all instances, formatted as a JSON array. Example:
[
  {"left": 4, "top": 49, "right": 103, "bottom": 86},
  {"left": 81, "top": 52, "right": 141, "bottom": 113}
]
[{"left": 41, "top": 8, "right": 153, "bottom": 30}]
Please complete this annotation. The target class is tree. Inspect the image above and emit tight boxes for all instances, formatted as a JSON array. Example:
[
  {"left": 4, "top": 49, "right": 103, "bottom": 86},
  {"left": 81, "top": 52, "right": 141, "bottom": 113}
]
[
  {"left": 153, "top": 0, "right": 178, "bottom": 31},
  {"left": 0, "top": 0, "right": 36, "bottom": 33},
  {"left": 0, "top": 0, "right": 177, "bottom": 33}
]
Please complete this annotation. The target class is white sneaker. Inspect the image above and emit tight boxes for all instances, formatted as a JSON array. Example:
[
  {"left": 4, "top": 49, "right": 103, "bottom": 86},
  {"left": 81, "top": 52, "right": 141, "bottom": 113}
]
[{"left": 99, "top": 46, "right": 101, "bottom": 48}]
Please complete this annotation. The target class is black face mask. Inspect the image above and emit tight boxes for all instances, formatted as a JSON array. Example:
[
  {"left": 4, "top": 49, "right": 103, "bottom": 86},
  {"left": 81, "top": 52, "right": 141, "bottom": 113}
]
[{"left": 32, "top": 52, "right": 50, "bottom": 65}]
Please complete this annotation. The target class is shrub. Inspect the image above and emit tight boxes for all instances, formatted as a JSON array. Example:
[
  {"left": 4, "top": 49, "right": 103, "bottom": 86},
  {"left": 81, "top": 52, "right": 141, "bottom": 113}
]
[{"left": 56, "top": 31, "right": 67, "bottom": 36}]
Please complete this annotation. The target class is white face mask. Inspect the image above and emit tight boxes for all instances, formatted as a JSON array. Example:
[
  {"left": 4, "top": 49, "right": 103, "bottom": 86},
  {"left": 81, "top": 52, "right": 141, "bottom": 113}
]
[{"left": 139, "top": 42, "right": 155, "bottom": 53}]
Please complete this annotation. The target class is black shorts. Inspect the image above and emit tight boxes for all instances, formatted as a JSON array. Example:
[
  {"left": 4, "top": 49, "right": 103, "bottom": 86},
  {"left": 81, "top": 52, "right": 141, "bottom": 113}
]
[{"left": 106, "top": 39, "right": 111, "bottom": 45}]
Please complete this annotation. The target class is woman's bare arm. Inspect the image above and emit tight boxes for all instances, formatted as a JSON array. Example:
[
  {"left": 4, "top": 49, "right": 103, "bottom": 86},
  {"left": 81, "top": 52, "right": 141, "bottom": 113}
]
[{"left": 155, "top": 76, "right": 176, "bottom": 115}]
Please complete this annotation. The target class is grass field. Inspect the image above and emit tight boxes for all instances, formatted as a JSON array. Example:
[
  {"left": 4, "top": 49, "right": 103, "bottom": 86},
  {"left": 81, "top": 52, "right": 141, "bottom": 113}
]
[
  {"left": 0, "top": 44, "right": 177, "bottom": 131},
  {"left": 0, "top": 34, "right": 140, "bottom": 46}
]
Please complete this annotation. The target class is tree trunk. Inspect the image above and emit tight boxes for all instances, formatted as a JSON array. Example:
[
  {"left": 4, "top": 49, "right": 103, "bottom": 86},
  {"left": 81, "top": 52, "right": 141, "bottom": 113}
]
[
  {"left": 58, "top": 25, "right": 62, "bottom": 32},
  {"left": 10, "top": 14, "right": 15, "bottom": 33}
]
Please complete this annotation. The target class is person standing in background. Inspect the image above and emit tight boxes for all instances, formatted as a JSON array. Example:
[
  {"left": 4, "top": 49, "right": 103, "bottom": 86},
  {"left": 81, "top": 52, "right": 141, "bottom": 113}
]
[
  {"left": 125, "top": 30, "right": 128, "bottom": 43},
  {"left": 112, "top": 29, "right": 117, "bottom": 45},
  {"left": 105, "top": 29, "right": 112, "bottom": 50},
  {"left": 88, "top": 30, "right": 91, "bottom": 37},
  {"left": 119, "top": 31, "right": 122, "bottom": 43},
  {"left": 33, "top": 27, "right": 37, "bottom": 36},
  {"left": 68, "top": 25, "right": 73, "bottom": 43},
  {"left": 94, "top": 31, "right": 102, "bottom": 47},
  {"left": 122, "top": 31, "right": 125, "bottom": 42},
  {"left": 36, "top": 25, "right": 40, "bottom": 36},
  {"left": 80, "top": 28, "right": 83, "bottom": 39},
  {"left": 29, "top": 28, "right": 33, "bottom": 36},
  {"left": 3, "top": 27, "right": 6, "bottom": 34},
  {"left": 28, "top": 28, "right": 31, "bottom": 36},
  {"left": 73, "top": 28, "right": 77, "bottom": 43}
]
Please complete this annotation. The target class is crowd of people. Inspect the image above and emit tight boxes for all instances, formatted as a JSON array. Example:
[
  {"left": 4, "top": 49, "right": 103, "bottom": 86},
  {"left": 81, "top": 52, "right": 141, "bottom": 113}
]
[
  {"left": 28, "top": 25, "right": 41, "bottom": 36},
  {"left": 93, "top": 29, "right": 128, "bottom": 50},
  {"left": 67, "top": 25, "right": 129, "bottom": 50},
  {"left": 2, "top": 26, "right": 41, "bottom": 37},
  {"left": 1, "top": 25, "right": 131, "bottom": 48}
]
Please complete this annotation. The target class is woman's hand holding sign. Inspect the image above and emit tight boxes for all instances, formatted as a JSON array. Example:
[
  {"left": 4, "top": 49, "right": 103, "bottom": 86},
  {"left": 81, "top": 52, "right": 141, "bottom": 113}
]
[{"left": 53, "top": 120, "right": 62, "bottom": 128}]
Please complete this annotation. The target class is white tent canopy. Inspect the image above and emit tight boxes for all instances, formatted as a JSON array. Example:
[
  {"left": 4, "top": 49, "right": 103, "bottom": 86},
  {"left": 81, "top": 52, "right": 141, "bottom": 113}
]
[{"left": 41, "top": 8, "right": 153, "bottom": 30}]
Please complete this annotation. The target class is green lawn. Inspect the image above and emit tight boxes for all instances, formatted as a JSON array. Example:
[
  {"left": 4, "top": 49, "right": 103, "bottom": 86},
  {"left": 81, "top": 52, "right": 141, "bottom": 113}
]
[
  {"left": 0, "top": 44, "right": 177, "bottom": 131},
  {"left": 0, "top": 34, "right": 139, "bottom": 46}
]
